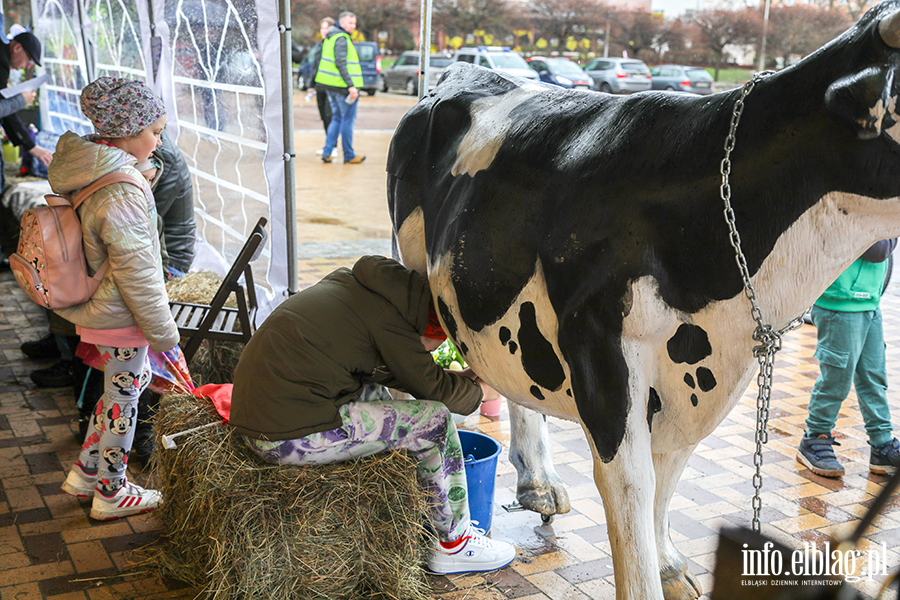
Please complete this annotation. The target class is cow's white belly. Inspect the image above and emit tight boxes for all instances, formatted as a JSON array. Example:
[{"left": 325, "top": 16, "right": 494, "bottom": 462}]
[
  {"left": 428, "top": 251, "right": 581, "bottom": 422},
  {"left": 399, "top": 192, "right": 900, "bottom": 454}
]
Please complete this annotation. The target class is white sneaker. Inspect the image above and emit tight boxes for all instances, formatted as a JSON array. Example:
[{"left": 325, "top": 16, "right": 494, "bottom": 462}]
[
  {"left": 426, "top": 522, "right": 516, "bottom": 574},
  {"left": 90, "top": 480, "right": 161, "bottom": 521},
  {"left": 315, "top": 149, "right": 324, "bottom": 156},
  {"left": 61, "top": 462, "right": 97, "bottom": 497},
  {"left": 314, "top": 148, "right": 339, "bottom": 157}
]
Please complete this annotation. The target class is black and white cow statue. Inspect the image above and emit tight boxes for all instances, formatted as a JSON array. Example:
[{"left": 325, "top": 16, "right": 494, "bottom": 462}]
[{"left": 388, "top": 2, "right": 900, "bottom": 599}]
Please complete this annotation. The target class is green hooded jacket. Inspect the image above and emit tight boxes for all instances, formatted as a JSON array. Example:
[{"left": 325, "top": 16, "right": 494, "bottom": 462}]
[
  {"left": 815, "top": 239, "right": 896, "bottom": 312},
  {"left": 230, "top": 255, "right": 483, "bottom": 440}
]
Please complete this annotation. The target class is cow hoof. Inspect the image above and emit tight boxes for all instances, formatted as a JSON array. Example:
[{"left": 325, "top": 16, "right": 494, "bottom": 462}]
[
  {"left": 516, "top": 482, "right": 571, "bottom": 518},
  {"left": 660, "top": 564, "right": 701, "bottom": 600}
]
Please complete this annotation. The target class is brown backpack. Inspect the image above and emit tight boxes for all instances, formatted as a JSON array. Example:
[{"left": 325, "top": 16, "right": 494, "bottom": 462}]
[{"left": 10, "top": 172, "right": 144, "bottom": 309}]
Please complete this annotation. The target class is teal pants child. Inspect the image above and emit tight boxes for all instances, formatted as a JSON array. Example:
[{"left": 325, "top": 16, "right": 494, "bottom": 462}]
[{"left": 806, "top": 305, "right": 893, "bottom": 446}]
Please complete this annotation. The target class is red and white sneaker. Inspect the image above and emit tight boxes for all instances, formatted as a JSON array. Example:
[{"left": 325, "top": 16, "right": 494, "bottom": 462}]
[
  {"left": 426, "top": 522, "right": 516, "bottom": 574},
  {"left": 61, "top": 462, "right": 97, "bottom": 498},
  {"left": 90, "top": 481, "right": 161, "bottom": 521}
]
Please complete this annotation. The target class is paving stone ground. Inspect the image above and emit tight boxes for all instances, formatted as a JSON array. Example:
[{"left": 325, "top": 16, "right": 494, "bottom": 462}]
[{"left": 3, "top": 262, "right": 900, "bottom": 599}]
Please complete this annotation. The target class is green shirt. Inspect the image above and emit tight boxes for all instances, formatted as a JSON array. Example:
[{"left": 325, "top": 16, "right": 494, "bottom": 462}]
[{"left": 815, "top": 257, "right": 887, "bottom": 313}]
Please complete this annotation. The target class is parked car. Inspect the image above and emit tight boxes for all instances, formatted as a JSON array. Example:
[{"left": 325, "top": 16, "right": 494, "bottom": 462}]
[
  {"left": 526, "top": 56, "right": 594, "bottom": 89},
  {"left": 453, "top": 46, "right": 539, "bottom": 81},
  {"left": 650, "top": 64, "right": 714, "bottom": 95},
  {"left": 583, "top": 57, "right": 652, "bottom": 94},
  {"left": 297, "top": 41, "right": 381, "bottom": 96},
  {"left": 380, "top": 51, "right": 454, "bottom": 95},
  {"left": 354, "top": 41, "right": 381, "bottom": 96}
]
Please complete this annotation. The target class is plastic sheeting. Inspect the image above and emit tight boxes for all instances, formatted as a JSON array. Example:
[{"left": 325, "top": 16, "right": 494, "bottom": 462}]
[{"left": 31, "top": 0, "right": 291, "bottom": 314}]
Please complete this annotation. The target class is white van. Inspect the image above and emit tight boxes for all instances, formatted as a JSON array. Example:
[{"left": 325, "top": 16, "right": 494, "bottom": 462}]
[{"left": 452, "top": 46, "right": 539, "bottom": 81}]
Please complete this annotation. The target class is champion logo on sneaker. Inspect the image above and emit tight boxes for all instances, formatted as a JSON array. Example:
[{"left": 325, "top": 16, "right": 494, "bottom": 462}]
[{"left": 427, "top": 521, "right": 516, "bottom": 575}]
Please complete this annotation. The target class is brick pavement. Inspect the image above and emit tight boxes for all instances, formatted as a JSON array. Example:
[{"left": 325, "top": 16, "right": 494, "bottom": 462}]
[{"left": 3, "top": 258, "right": 900, "bottom": 600}]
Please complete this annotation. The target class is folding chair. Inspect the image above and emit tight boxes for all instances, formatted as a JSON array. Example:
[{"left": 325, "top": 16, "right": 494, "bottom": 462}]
[{"left": 169, "top": 217, "right": 267, "bottom": 364}]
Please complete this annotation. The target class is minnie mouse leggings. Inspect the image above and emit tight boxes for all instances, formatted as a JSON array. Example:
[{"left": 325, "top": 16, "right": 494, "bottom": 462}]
[
  {"left": 77, "top": 346, "right": 151, "bottom": 495},
  {"left": 245, "top": 387, "right": 471, "bottom": 542}
]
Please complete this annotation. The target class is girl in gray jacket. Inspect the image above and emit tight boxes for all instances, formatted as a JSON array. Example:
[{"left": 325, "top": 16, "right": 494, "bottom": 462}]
[{"left": 55, "top": 78, "right": 179, "bottom": 521}]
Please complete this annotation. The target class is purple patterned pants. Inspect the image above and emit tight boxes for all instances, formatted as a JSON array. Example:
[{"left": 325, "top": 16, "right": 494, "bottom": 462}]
[{"left": 246, "top": 391, "right": 470, "bottom": 541}]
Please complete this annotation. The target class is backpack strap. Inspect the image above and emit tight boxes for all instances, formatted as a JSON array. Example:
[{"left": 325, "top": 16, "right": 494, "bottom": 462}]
[
  {"left": 71, "top": 172, "right": 145, "bottom": 210},
  {"left": 69, "top": 172, "right": 146, "bottom": 282}
]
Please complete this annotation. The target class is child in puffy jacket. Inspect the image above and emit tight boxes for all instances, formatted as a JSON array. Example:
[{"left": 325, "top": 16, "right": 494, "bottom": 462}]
[{"left": 53, "top": 77, "right": 179, "bottom": 520}]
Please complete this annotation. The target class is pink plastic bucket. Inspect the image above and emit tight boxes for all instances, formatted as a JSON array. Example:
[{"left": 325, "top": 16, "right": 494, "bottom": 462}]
[{"left": 480, "top": 397, "right": 503, "bottom": 418}]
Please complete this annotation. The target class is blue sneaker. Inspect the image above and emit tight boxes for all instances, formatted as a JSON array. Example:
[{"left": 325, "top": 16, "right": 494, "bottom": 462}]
[
  {"left": 797, "top": 433, "right": 844, "bottom": 477},
  {"left": 870, "top": 438, "right": 900, "bottom": 475}
]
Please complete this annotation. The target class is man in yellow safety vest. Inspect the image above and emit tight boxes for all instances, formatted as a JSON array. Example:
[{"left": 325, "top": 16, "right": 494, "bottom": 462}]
[{"left": 314, "top": 11, "right": 366, "bottom": 164}]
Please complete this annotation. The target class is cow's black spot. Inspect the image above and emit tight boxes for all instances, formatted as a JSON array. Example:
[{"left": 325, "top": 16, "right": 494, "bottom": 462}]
[
  {"left": 667, "top": 324, "right": 712, "bottom": 365},
  {"left": 684, "top": 373, "right": 695, "bottom": 388},
  {"left": 530, "top": 385, "right": 545, "bottom": 400},
  {"left": 499, "top": 327, "right": 511, "bottom": 345},
  {"left": 696, "top": 367, "right": 717, "bottom": 392},
  {"left": 437, "top": 297, "right": 459, "bottom": 341},
  {"left": 518, "top": 302, "right": 565, "bottom": 392},
  {"left": 508, "top": 341, "right": 518, "bottom": 354},
  {"left": 647, "top": 387, "right": 662, "bottom": 432},
  {"left": 690, "top": 394, "right": 698, "bottom": 407},
  {"left": 459, "top": 341, "right": 469, "bottom": 355}
]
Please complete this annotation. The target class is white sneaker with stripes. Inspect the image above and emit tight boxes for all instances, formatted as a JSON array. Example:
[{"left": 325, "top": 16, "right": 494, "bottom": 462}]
[{"left": 90, "top": 480, "right": 161, "bottom": 520}]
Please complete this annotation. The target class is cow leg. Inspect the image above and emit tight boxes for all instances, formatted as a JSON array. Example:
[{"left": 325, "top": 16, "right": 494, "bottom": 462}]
[
  {"left": 588, "top": 422, "right": 663, "bottom": 600},
  {"left": 654, "top": 446, "right": 702, "bottom": 600},
  {"left": 508, "top": 402, "right": 571, "bottom": 517}
]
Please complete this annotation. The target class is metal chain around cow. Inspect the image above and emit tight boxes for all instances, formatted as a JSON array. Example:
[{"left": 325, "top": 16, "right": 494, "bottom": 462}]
[{"left": 719, "top": 72, "right": 807, "bottom": 533}]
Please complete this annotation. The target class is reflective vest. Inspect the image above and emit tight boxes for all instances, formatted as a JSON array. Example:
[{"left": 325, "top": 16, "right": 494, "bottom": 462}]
[{"left": 315, "top": 32, "right": 364, "bottom": 88}]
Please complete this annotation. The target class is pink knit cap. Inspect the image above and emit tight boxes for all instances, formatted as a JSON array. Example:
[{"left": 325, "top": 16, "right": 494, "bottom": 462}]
[{"left": 81, "top": 77, "right": 165, "bottom": 138}]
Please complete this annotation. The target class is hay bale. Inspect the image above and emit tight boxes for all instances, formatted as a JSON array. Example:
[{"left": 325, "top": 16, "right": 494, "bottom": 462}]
[
  {"left": 166, "top": 271, "right": 244, "bottom": 384},
  {"left": 166, "top": 270, "right": 234, "bottom": 306},
  {"left": 145, "top": 392, "right": 434, "bottom": 600}
]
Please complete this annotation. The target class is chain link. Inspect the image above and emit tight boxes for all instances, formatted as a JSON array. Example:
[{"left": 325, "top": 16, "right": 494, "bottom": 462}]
[{"left": 719, "top": 71, "right": 806, "bottom": 532}]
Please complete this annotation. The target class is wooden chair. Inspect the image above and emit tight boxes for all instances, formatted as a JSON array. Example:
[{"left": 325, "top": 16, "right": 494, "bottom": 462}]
[{"left": 169, "top": 217, "right": 267, "bottom": 363}]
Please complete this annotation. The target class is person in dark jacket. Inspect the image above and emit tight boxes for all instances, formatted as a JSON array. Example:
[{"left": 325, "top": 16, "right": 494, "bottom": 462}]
[
  {"left": 147, "top": 130, "right": 195, "bottom": 275},
  {"left": 307, "top": 16, "right": 334, "bottom": 157},
  {"left": 231, "top": 255, "right": 516, "bottom": 575},
  {"left": 797, "top": 239, "right": 900, "bottom": 478},
  {"left": 0, "top": 28, "right": 50, "bottom": 271},
  {"left": 0, "top": 30, "right": 53, "bottom": 170}
]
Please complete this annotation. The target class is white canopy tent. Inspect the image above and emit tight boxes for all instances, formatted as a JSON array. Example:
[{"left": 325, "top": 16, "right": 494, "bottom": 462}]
[
  {"left": 30, "top": 0, "right": 297, "bottom": 314},
  {"left": 28, "top": 0, "right": 435, "bottom": 313}
]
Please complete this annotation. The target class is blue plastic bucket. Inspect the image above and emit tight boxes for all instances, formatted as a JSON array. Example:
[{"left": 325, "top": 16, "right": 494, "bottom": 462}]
[{"left": 458, "top": 430, "right": 502, "bottom": 533}]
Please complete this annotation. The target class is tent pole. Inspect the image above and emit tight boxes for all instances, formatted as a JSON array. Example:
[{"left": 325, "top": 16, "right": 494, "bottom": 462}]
[
  {"left": 417, "top": 0, "right": 432, "bottom": 100},
  {"left": 279, "top": 0, "right": 298, "bottom": 294}
]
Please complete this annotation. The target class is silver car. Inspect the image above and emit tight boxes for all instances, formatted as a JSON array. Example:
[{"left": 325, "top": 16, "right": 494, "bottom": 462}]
[
  {"left": 650, "top": 64, "right": 715, "bottom": 95},
  {"left": 583, "top": 57, "right": 652, "bottom": 94},
  {"left": 380, "top": 51, "right": 454, "bottom": 95}
]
